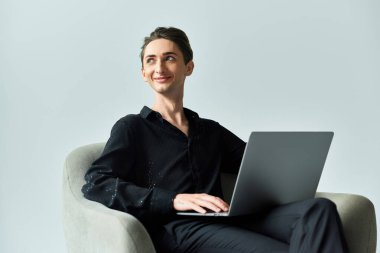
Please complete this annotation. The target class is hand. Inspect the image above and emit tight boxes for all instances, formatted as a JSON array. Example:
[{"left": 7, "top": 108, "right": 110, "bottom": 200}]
[{"left": 173, "top": 193, "right": 229, "bottom": 214}]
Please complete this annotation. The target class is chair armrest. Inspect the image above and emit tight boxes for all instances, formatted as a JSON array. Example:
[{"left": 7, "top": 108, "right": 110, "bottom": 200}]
[
  {"left": 62, "top": 145, "right": 156, "bottom": 253},
  {"left": 316, "top": 192, "right": 377, "bottom": 253},
  {"left": 63, "top": 195, "right": 156, "bottom": 253}
]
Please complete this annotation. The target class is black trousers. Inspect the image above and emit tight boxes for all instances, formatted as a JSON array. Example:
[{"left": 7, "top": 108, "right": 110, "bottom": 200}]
[{"left": 152, "top": 198, "right": 348, "bottom": 253}]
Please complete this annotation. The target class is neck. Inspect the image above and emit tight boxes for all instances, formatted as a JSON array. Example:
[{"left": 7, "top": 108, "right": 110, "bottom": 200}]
[{"left": 152, "top": 94, "right": 187, "bottom": 125}]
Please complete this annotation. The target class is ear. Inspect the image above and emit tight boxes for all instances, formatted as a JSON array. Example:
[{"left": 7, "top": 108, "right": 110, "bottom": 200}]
[
  {"left": 141, "top": 67, "right": 148, "bottom": 82},
  {"left": 185, "top": 60, "right": 194, "bottom": 76}
]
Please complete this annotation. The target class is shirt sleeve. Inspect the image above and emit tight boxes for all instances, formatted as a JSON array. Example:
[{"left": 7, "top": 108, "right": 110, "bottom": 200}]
[
  {"left": 81, "top": 118, "right": 178, "bottom": 223},
  {"left": 219, "top": 125, "right": 246, "bottom": 174}
]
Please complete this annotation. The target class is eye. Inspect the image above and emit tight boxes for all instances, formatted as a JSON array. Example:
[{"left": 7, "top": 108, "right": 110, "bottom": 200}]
[
  {"left": 146, "top": 58, "right": 155, "bottom": 64},
  {"left": 165, "top": 56, "right": 175, "bottom": 61}
]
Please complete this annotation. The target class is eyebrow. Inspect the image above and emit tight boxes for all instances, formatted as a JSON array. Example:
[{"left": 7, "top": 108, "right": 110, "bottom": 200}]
[{"left": 144, "top": 52, "right": 177, "bottom": 59}]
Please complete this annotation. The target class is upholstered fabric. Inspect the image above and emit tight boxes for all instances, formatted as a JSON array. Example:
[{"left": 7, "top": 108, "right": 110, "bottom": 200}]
[
  {"left": 315, "top": 192, "right": 377, "bottom": 253},
  {"left": 62, "top": 143, "right": 377, "bottom": 253},
  {"left": 63, "top": 143, "right": 155, "bottom": 253}
]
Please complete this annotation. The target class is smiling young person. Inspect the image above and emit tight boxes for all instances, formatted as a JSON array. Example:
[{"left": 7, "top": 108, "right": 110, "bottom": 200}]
[{"left": 82, "top": 27, "right": 348, "bottom": 253}]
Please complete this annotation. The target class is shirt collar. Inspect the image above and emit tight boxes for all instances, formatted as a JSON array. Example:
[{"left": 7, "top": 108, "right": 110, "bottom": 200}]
[
  {"left": 140, "top": 106, "right": 199, "bottom": 122},
  {"left": 140, "top": 106, "right": 155, "bottom": 119}
]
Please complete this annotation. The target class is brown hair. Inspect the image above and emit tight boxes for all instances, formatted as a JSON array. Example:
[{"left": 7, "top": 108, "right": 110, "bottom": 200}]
[{"left": 140, "top": 27, "right": 193, "bottom": 65}]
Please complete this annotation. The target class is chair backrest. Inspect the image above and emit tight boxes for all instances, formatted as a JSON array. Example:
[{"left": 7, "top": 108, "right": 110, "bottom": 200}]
[{"left": 63, "top": 143, "right": 105, "bottom": 202}]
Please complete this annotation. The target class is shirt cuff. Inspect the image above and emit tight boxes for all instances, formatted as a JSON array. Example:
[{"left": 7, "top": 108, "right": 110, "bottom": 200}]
[{"left": 151, "top": 188, "right": 178, "bottom": 216}]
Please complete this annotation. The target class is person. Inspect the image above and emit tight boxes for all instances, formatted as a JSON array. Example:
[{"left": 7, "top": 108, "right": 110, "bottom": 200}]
[{"left": 82, "top": 27, "right": 348, "bottom": 253}]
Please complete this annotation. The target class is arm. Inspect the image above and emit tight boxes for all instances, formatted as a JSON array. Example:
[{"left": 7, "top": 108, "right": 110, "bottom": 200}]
[{"left": 81, "top": 119, "right": 177, "bottom": 222}]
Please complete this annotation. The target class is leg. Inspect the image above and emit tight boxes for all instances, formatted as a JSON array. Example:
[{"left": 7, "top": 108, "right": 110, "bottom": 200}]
[
  {"left": 154, "top": 218, "right": 289, "bottom": 253},
  {"left": 235, "top": 198, "right": 348, "bottom": 253}
]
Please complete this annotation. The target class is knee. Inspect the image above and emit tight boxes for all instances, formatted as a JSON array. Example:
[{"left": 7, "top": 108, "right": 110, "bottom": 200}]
[
  {"left": 310, "top": 198, "right": 338, "bottom": 217},
  {"left": 314, "top": 198, "right": 336, "bottom": 209}
]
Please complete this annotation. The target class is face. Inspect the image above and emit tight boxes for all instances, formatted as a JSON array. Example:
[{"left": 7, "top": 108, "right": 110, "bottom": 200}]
[{"left": 141, "top": 39, "right": 194, "bottom": 96}]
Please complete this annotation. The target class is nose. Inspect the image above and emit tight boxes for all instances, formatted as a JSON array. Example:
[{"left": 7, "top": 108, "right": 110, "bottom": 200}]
[{"left": 155, "top": 60, "right": 166, "bottom": 73}]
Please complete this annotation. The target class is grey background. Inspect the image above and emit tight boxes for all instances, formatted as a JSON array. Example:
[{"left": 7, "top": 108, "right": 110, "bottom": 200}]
[{"left": 1, "top": 0, "right": 379, "bottom": 252}]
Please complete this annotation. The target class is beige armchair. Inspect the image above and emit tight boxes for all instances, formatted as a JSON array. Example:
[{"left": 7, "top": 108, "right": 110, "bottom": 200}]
[{"left": 62, "top": 143, "right": 377, "bottom": 253}]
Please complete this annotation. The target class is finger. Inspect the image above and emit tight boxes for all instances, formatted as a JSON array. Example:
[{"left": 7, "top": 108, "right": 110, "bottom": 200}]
[
  {"left": 187, "top": 202, "right": 207, "bottom": 214},
  {"left": 194, "top": 197, "right": 224, "bottom": 213},
  {"left": 197, "top": 195, "right": 229, "bottom": 211},
  {"left": 211, "top": 196, "right": 230, "bottom": 211}
]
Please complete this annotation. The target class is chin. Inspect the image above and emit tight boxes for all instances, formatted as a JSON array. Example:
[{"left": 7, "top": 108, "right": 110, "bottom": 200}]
[
  {"left": 151, "top": 86, "right": 170, "bottom": 94},
  {"left": 152, "top": 83, "right": 171, "bottom": 91}
]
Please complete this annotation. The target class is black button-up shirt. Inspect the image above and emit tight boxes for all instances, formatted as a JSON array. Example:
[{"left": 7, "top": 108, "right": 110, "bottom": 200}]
[{"left": 82, "top": 106, "right": 246, "bottom": 227}]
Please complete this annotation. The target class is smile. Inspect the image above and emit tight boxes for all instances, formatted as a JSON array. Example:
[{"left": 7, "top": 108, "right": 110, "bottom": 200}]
[{"left": 153, "top": 76, "right": 172, "bottom": 83}]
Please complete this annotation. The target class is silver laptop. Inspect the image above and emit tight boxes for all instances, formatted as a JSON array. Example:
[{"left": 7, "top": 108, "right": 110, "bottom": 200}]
[{"left": 177, "top": 131, "right": 334, "bottom": 217}]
